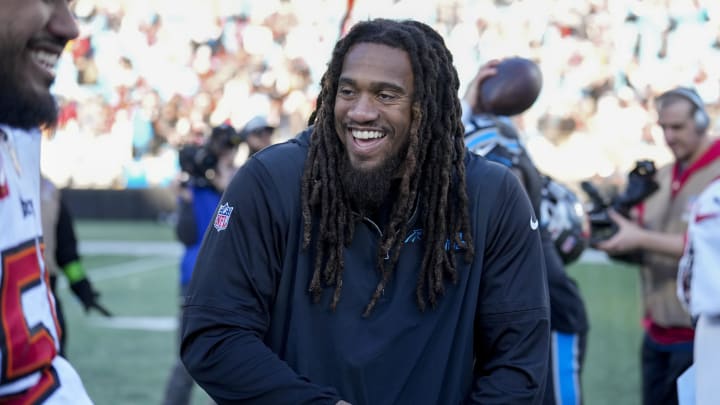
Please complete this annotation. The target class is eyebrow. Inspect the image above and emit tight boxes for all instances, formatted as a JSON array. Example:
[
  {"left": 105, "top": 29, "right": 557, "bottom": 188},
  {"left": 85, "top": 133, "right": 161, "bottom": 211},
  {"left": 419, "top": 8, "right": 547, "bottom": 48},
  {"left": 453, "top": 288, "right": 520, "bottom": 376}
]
[{"left": 338, "top": 77, "right": 407, "bottom": 95}]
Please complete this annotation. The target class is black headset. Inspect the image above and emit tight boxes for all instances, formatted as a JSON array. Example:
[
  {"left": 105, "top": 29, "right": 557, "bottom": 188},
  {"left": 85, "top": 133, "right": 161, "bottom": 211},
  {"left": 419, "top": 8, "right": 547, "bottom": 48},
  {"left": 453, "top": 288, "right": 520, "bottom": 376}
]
[{"left": 657, "top": 87, "right": 710, "bottom": 132}]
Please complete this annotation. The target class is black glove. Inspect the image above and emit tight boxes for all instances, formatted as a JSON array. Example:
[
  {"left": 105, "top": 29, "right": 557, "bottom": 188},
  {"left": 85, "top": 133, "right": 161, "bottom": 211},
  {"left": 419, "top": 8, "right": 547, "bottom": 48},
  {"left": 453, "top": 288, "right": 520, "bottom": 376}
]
[{"left": 70, "top": 278, "right": 112, "bottom": 317}]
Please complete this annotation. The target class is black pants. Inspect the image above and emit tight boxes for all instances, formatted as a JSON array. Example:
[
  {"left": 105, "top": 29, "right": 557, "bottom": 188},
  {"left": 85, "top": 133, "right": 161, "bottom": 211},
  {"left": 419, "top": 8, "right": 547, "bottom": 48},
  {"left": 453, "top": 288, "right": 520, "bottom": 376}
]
[{"left": 641, "top": 334, "right": 693, "bottom": 405}]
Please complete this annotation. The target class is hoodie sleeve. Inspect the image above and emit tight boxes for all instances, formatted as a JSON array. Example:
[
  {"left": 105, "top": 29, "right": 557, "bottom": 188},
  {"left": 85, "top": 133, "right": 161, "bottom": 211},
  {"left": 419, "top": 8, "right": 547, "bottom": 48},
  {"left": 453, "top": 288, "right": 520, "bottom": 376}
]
[
  {"left": 467, "top": 169, "right": 550, "bottom": 404},
  {"left": 180, "top": 157, "right": 342, "bottom": 405}
]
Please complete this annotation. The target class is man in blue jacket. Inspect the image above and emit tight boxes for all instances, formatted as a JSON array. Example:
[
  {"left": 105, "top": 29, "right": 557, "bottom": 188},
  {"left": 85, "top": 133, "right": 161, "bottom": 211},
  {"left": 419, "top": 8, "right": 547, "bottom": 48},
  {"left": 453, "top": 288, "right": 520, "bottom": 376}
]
[{"left": 181, "top": 18, "right": 550, "bottom": 404}]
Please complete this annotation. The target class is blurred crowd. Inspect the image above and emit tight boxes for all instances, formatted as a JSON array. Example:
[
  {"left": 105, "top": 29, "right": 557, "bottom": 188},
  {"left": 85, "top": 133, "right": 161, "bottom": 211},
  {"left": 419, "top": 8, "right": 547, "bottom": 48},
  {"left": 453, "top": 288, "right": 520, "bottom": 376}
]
[{"left": 41, "top": 0, "right": 720, "bottom": 189}]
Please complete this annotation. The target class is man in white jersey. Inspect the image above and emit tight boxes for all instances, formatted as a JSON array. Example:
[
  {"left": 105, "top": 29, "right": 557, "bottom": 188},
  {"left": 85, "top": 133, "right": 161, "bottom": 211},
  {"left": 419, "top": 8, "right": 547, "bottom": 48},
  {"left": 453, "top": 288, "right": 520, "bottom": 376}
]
[
  {"left": 677, "top": 177, "right": 720, "bottom": 404},
  {"left": 0, "top": 0, "right": 92, "bottom": 403}
]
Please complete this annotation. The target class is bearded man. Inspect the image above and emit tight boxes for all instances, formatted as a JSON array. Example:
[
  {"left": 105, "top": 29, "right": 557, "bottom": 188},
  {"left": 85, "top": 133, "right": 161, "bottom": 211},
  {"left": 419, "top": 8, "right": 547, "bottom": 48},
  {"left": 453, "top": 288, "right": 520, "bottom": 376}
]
[
  {"left": 181, "top": 18, "right": 550, "bottom": 405},
  {"left": 0, "top": 0, "right": 93, "bottom": 403}
]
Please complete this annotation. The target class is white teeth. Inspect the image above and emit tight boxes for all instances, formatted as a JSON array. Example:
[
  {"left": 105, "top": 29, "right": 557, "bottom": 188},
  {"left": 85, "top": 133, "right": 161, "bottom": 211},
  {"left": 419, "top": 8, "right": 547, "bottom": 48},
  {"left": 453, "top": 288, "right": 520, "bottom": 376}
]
[
  {"left": 30, "top": 50, "right": 59, "bottom": 75},
  {"left": 352, "top": 130, "right": 384, "bottom": 140}
]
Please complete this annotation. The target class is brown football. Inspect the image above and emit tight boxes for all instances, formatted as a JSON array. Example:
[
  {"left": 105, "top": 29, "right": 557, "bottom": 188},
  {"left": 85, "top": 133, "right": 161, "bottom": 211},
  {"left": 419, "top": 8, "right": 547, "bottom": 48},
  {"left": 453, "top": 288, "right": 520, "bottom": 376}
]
[{"left": 478, "top": 57, "right": 543, "bottom": 116}]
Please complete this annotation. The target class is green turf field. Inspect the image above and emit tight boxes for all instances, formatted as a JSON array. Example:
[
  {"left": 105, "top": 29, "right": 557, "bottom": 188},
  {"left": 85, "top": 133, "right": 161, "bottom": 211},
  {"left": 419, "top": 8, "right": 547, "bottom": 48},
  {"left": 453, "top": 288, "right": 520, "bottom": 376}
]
[{"left": 58, "top": 220, "right": 644, "bottom": 404}]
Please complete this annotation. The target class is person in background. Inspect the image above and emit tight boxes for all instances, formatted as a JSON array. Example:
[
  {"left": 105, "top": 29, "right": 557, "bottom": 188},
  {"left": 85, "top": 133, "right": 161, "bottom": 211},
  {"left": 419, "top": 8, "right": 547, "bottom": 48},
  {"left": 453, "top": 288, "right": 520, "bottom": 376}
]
[
  {"left": 677, "top": 176, "right": 720, "bottom": 405},
  {"left": 40, "top": 175, "right": 112, "bottom": 357},
  {"left": 240, "top": 115, "right": 276, "bottom": 157},
  {"left": 596, "top": 87, "right": 720, "bottom": 405},
  {"left": 463, "top": 59, "right": 590, "bottom": 405},
  {"left": 161, "top": 124, "right": 240, "bottom": 405},
  {"left": 0, "top": 0, "right": 93, "bottom": 402},
  {"left": 181, "top": 18, "right": 549, "bottom": 404}
]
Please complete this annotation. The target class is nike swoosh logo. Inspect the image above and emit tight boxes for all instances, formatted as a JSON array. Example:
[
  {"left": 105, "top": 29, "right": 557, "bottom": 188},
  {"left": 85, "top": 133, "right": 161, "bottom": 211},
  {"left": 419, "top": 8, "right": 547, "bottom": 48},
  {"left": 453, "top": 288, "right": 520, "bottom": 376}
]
[
  {"left": 530, "top": 216, "right": 539, "bottom": 230},
  {"left": 695, "top": 212, "right": 719, "bottom": 223}
]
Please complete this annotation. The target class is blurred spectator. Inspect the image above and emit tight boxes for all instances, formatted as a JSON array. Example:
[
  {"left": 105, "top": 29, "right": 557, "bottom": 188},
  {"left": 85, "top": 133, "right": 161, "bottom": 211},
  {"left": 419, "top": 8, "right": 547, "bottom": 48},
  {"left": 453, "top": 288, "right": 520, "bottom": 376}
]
[
  {"left": 240, "top": 115, "right": 275, "bottom": 156},
  {"left": 41, "top": 0, "right": 720, "bottom": 191}
]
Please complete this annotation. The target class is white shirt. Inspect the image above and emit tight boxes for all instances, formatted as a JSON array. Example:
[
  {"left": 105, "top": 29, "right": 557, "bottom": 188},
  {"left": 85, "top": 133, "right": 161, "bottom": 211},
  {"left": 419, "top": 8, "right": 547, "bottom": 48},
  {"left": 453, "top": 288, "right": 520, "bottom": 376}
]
[{"left": 678, "top": 177, "right": 720, "bottom": 317}]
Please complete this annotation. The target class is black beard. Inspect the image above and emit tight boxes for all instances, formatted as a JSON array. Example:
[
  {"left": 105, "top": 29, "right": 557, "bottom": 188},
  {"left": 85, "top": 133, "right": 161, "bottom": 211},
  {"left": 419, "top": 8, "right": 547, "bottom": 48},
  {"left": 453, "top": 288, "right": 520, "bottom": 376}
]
[
  {"left": 0, "top": 91, "right": 58, "bottom": 130},
  {"left": 0, "top": 46, "right": 58, "bottom": 129},
  {"left": 340, "top": 152, "right": 404, "bottom": 215}
]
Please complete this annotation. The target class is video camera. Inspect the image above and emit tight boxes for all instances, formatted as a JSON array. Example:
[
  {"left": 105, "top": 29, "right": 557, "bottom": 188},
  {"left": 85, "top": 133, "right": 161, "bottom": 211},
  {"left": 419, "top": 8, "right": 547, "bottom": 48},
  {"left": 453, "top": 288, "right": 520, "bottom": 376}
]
[
  {"left": 581, "top": 160, "right": 659, "bottom": 247},
  {"left": 178, "top": 124, "right": 243, "bottom": 188}
]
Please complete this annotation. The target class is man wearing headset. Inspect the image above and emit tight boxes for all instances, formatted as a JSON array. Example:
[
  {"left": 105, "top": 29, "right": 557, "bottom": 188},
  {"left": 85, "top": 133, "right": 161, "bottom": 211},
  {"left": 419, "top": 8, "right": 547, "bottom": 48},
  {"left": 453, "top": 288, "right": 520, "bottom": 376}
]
[{"left": 596, "top": 87, "right": 720, "bottom": 405}]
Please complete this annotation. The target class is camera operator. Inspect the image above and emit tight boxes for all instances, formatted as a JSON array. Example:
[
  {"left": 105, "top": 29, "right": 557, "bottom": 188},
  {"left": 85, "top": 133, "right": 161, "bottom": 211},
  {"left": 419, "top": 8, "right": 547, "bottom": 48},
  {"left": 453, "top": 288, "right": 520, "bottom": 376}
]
[
  {"left": 595, "top": 87, "right": 720, "bottom": 405},
  {"left": 161, "top": 124, "right": 241, "bottom": 405}
]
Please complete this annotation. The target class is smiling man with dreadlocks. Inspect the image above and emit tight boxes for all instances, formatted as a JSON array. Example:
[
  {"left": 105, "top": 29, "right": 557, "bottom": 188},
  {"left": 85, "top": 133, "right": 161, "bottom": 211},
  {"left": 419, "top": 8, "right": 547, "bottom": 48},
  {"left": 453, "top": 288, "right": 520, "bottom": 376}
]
[{"left": 181, "top": 19, "right": 550, "bottom": 405}]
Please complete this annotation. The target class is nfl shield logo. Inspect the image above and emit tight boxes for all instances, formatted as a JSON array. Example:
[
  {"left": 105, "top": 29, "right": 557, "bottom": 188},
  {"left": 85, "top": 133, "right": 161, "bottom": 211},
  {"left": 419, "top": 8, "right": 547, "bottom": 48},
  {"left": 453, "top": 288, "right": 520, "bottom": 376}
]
[{"left": 214, "top": 202, "right": 233, "bottom": 231}]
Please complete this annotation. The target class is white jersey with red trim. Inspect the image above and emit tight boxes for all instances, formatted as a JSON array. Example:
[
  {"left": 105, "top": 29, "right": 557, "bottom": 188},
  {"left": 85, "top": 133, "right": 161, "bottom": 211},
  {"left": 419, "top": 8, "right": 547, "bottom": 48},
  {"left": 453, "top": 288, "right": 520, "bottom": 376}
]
[
  {"left": 0, "top": 125, "right": 91, "bottom": 403},
  {"left": 678, "top": 177, "right": 720, "bottom": 318}
]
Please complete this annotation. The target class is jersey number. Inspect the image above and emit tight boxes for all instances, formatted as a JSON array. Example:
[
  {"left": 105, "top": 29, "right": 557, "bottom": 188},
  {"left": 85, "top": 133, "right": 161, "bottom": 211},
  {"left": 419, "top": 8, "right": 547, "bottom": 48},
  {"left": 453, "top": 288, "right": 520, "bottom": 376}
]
[{"left": 1, "top": 241, "right": 60, "bottom": 398}]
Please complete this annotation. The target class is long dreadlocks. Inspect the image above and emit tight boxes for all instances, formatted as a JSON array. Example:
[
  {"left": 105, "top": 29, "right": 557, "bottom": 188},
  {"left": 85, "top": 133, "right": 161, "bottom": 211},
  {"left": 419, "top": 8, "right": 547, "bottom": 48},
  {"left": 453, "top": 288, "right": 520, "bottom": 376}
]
[{"left": 301, "top": 19, "right": 474, "bottom": 316}]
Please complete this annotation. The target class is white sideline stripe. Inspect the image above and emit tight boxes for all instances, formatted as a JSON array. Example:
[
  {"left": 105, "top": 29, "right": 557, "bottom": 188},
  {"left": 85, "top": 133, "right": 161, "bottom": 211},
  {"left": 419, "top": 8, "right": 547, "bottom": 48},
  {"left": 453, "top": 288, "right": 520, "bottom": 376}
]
[
  {"left": 89, "top": 257, "right": 176, "bottom": 282},
  {"left": 89, "top": 316, "right": 177, "bottom": 332},
  {"left": 79, "top": 241, "right": 182, "bottom": 257}
]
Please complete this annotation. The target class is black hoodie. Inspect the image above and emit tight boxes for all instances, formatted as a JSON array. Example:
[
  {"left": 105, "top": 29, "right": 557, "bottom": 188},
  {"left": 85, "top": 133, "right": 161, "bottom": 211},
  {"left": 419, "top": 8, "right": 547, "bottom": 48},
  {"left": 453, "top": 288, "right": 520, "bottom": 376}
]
[{"left": 181, "top": 128, "right": 550, "bottom": 405}]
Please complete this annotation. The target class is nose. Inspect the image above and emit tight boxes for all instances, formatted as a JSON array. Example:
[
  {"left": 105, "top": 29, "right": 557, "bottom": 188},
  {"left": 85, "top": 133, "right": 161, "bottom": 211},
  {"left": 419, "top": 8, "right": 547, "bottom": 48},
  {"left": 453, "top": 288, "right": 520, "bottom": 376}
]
[
  {"left": 347, "top": 93, "right": 379, "bottom": 123},
  {"left": 48, "top": 2, "right": 80, "bottom": 42}
]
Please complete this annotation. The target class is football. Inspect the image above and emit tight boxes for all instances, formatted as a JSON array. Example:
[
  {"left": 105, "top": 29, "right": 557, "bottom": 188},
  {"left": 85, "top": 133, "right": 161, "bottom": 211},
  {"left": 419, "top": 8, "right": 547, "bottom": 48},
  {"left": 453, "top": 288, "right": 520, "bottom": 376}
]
[{"left": 478, "top": 57, "right": 543, "bottom": 116}]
